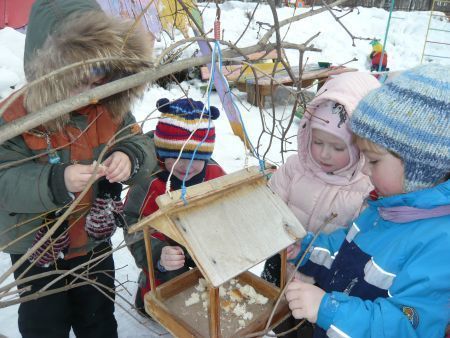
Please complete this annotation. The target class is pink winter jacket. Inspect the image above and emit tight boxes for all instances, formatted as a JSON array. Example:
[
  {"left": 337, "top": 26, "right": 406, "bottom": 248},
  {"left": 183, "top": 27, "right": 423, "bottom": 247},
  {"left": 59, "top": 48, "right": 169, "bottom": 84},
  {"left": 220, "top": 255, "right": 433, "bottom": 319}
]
[{"left": 269, "top": 72, "right": 381, "bottom": 234}]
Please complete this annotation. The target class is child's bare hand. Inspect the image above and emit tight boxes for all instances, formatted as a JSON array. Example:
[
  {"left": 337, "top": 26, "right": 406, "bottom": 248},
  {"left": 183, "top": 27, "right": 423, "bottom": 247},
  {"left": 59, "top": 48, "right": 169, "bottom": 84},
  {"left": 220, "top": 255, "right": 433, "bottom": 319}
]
[
  {"left": 287, "top": 242, "right": 301, "bottom": 260},
  {"left": 285, "top": 279, "right": 325, "bottom": 323},
  {"left": 102, "top": 151, "right": 131, "bottom": 183},
  {"left": 286, "top": 262, "right": 302, "bottom": 280},
  {"left": 286, "top": 264, "right": 316, "bottom": 284},
  {"left": 160, "top": 246, "right": 185, "bottom": 271},
  {"left": 64, "top": 164, "right": 105, "bottom": 193}
]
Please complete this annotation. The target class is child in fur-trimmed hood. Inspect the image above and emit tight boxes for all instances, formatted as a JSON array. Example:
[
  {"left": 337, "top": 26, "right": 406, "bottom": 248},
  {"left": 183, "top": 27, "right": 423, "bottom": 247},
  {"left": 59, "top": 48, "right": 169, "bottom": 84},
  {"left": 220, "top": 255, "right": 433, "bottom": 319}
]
[{"left": 0, "top": 1, "right": 158, "bottom": 337}]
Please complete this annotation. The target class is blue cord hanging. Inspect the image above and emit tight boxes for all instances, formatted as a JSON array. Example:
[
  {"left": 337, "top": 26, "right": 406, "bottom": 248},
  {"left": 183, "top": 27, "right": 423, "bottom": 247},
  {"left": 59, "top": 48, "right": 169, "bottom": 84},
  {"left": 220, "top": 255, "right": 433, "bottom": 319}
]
[
  {"left": 377, "top": 0, "right": 395, "bottom": 82},
  {"left": 179, "top": 41, "right": 268, "bottom": 204},
  {"left": 179, "top": 42, "right": 218, "bottom": 204}
]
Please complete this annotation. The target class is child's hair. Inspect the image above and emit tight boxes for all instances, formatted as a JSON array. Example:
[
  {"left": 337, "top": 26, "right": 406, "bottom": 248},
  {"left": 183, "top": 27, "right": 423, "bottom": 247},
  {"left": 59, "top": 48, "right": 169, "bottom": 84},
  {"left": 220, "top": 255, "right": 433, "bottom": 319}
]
[
  {"left": 353, "top": 135, "right": 402, "bottom": 160},
  {"left": 154, "top": 98, "right": 220, "bottom": 161},
  {"left": 353, "top": 135, "right": 384, "bottom": 154},
  {"left": 351, "top": 63, "right": 450, "bottom": 192}
]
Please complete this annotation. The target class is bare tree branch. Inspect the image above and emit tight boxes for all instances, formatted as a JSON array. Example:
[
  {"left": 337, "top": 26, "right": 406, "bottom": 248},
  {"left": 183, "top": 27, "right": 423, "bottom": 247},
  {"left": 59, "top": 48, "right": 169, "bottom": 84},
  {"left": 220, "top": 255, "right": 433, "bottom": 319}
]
[{"left": 0, "top": 0, "right": 354, "bottom": 144}]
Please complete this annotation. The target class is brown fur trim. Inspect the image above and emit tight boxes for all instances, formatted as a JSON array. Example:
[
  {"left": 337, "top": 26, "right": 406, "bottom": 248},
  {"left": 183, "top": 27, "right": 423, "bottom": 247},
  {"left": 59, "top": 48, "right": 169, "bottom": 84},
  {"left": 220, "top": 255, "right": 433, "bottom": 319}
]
[{"left": 24, "top": 11, "right": 152, "bottom": 131}]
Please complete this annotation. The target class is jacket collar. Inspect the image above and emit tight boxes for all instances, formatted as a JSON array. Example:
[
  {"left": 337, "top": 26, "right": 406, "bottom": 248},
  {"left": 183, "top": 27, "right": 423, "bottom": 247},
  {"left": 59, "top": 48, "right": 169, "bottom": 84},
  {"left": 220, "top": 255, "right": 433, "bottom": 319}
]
[{"left": 369, "top": 180, "right": 450, "bottom": 223}]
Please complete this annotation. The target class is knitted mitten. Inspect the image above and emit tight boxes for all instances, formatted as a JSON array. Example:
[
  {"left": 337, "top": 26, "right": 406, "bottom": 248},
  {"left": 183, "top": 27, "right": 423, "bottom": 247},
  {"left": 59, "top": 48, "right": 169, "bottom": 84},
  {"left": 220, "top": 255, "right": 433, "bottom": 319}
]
[
  {"left": 28, "top": 217, "right": 70, "bottom": 268},
  {"left": 85, "top": 179, "right": 124, "bottom": 241}
]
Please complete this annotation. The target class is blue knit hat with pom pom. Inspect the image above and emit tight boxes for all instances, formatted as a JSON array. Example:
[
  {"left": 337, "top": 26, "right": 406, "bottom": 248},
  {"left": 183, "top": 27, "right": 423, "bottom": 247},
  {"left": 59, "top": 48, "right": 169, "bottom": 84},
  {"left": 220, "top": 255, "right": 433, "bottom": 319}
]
[
  {"left": 154, "top": 98, "right": 220, "bottom": 161},
  {"left": 351, "top": 63, "right": 450, "bottom": 192}
]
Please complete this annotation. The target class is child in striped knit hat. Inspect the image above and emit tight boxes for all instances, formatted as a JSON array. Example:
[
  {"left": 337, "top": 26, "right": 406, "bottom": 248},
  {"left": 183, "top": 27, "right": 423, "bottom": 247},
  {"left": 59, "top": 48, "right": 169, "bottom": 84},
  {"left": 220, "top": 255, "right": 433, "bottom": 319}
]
[
  {"left": 124, "top": 97, "right": 226, "bottom": 316},
  {"left": 285, "top": 63, "right": 450, "bottom": 338}
]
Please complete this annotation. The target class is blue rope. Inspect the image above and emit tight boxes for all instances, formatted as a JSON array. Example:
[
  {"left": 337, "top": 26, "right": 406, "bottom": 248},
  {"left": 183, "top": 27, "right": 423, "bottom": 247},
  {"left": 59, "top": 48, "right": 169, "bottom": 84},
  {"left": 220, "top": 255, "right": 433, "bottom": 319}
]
[
  {"left": 179, "top": 40, "right": 269, "bottom": 204},
  {"left": 179, "top": 41, "right": 218, "bottom": 204},
  {"left": 378, "top": 0, "right": 395, "bottom": 82}
]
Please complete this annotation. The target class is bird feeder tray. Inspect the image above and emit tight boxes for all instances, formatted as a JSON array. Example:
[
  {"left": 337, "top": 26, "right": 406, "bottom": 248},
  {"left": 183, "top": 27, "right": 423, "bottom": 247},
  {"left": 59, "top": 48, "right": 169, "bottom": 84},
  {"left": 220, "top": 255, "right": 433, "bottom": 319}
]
[{"left": 145, "top": 267, "right": 293, "bottom": 337}]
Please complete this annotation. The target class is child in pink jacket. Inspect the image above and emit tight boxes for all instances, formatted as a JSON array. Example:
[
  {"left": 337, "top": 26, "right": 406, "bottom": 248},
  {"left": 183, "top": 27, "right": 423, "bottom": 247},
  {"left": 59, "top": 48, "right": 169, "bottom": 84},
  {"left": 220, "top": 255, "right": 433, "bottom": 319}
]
[
  {"left": 262, "top": 71, "right": 381, "bottom": 337},
  {"left": 262, "top": 72, "right": 380, "bottom": 282}
]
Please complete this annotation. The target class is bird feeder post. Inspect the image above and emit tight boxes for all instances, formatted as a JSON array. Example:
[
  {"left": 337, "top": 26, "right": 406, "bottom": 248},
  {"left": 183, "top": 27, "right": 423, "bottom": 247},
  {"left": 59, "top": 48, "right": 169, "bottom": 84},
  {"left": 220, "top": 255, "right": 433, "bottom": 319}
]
[
  {"left": 209, "top": 285, "right": 221, "bottom": 338},
  {"left": 143, "top": 229, "right": 157, "bottom": 296},
  {"left": 280, "top": 249, "right": 287, "bottom": 289}
]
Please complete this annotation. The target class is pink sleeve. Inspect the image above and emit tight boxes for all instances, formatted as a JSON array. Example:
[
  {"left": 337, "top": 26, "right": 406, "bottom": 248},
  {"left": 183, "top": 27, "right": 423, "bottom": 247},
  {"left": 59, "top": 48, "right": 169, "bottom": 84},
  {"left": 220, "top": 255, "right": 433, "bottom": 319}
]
[{"left": 268, "top": 155, "right": 300, "bottom": 203}]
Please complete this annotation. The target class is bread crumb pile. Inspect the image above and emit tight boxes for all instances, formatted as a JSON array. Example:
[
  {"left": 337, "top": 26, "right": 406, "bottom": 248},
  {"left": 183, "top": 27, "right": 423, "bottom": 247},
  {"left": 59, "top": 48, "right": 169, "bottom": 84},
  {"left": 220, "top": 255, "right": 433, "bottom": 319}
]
[{"left": 185, "top": 278, "right": 268, "bottom": 328}]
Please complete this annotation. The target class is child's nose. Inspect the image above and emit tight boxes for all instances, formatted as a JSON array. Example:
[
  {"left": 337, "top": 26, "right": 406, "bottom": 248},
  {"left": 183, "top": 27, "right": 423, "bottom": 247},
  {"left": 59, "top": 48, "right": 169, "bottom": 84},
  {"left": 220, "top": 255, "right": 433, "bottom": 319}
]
[
  {"left": 320, "top": 146, "right": 331, "bottom": 159},
  {"left": 177, "top": 160, "right": 189, "bottom": 171}
]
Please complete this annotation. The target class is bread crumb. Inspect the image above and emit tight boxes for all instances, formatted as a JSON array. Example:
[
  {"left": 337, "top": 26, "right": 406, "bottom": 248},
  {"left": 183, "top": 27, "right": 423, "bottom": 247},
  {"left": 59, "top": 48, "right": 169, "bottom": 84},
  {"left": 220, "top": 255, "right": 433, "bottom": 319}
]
[
  {"left": 233, "top": 303, "right": 246, "bottom": 317},
  {"left": 221, "top": 300, "right": 235, "bottom": 313},
  {"left": 201, "top": 292, "right": 208, "bottom": 301},
  {"left": 243, "top": 311, "right": 253, "bottom": 320},
  {"left": 219, "top": 285, "right": 227, "bottom": 297},
  {"left": 185, "top": 292, "right": 200, "bottom": 306},
  {"left": 239, "top": 284, "right": 268, "bottom": 305},
  {"left": 229, "top": 289, "right": 244, "bottom": 302},
  {"left": 195, "top": 278, "right": 208, "bottom": 292}
]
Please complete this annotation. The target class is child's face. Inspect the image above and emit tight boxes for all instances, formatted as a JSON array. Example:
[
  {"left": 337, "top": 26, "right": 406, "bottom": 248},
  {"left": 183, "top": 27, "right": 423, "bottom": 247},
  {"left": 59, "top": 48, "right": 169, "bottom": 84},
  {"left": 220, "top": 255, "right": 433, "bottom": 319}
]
[
  {"left": 310, "top": 129, "right": 350, "bottom": 173},
  {"left": 362, "top": 149, "right": 404, "bottom": 196},
  {"left": 71, "top": 73, "right": 107, "bottom": 96},
  {"left": 164, "top": 158, "right": 205, "bottom": 181}
]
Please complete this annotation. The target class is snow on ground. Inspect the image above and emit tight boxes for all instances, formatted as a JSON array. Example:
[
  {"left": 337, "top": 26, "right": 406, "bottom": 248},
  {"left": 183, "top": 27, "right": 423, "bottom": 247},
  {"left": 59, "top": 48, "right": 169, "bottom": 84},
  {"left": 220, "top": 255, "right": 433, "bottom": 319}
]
[{"left": 0, "top": 1, "right": 449, "bottom": 337}]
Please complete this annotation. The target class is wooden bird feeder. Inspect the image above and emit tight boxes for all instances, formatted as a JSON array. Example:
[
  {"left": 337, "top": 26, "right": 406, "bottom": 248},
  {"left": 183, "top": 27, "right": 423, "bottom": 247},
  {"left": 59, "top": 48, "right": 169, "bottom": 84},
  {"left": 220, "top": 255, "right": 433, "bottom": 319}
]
[{"left": 128, "top": 166, "right": 306, "bottom": 337}]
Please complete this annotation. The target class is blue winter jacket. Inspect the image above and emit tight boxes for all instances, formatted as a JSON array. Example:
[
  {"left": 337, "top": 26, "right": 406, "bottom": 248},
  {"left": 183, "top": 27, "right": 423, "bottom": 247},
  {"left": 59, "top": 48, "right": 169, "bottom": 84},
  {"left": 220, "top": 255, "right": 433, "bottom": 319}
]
[{"left": 294, "top": 180, "right": 450, "bottom": 338}]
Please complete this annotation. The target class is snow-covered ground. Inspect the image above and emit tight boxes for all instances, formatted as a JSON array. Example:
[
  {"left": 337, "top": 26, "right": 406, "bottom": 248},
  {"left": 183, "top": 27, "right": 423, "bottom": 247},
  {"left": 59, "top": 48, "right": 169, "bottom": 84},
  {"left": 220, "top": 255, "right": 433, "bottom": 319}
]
[{"left": 0, "top": 1, "right": 448, "bottom": 337}]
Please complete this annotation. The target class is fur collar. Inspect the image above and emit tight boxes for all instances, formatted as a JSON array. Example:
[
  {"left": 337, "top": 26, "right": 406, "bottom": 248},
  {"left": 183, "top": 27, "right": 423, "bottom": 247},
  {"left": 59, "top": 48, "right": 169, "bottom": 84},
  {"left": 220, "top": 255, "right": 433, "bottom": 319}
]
[{"left": 24, "top": 10, "right": 151, "bottom": 131}]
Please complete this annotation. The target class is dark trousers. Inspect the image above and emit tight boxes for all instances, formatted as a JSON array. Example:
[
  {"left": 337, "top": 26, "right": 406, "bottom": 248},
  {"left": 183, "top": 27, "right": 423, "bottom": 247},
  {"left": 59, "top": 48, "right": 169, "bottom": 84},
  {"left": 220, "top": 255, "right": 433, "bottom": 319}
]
[
  {"left": 10, "top": 243, "right": 118, "bottom": 338},
  {"left": 273, "top": 315, "right": 314, "bottom": 338}
]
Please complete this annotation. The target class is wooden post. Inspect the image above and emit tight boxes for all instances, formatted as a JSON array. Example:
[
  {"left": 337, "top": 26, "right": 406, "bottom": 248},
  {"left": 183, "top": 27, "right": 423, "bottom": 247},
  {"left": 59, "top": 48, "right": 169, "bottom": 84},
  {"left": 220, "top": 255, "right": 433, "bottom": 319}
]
[
  {"left": 143, "top": 229, "right": 157, "bottom": 296},
  {"left": 209, "top": 286, "right": 221, "bottom": 338},
  {"left": 280, "top": 249, "right": 287, "bottom": 289}
]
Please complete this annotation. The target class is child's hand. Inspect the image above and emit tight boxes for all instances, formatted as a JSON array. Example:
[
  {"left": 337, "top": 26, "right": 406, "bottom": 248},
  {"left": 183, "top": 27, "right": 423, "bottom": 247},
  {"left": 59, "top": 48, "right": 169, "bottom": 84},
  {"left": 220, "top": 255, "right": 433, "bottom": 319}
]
[
  {"left": 286, "top": 262, "right": 303, "bottom": 280},
  {"left": 160, "top": 246, "right": 185, "bottom": 271},
  {"left": 64, "top": 164, "right": 105, "bottom": 193},
  {"left": 285, "top": 279, "right": 325, "bottom": 323},
  {"left": 287, "top": 242, "right": 301, "bottom": 261},
  {"left": 103, "top": 151, "right": 131, "bottom": 183}
]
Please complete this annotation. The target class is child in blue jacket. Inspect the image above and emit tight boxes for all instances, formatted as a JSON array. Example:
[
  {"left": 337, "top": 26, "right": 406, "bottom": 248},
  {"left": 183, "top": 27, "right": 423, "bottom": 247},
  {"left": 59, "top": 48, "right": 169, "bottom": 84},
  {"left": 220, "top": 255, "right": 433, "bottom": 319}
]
[{"left": 285, "top": 63, "right": 450, "bottom": 338}]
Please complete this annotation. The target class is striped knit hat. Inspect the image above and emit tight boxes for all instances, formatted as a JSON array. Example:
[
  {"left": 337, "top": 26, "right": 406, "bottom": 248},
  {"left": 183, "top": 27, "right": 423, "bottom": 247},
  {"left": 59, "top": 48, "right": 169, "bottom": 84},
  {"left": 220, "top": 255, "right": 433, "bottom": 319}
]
[
  {"left": 154, "top": 98, "right": 220, "bottom": 161},
  {"left": 351, "top": 63, "right": 450, "bottom": 192}
]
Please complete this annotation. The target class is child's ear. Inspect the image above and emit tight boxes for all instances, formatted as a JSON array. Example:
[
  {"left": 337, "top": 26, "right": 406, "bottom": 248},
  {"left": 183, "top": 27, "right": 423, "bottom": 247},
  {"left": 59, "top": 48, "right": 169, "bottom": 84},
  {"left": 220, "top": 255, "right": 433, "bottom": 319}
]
[{"left": 156, "top": 98, "right": 171, "bottom": 112}]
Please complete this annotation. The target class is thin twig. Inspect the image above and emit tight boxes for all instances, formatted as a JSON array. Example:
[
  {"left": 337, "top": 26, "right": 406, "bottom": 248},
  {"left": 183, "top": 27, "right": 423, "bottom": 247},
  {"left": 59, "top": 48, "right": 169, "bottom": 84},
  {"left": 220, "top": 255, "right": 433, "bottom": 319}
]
[{"left": 243, "top": 213, "right": 337, "bottom": 338}]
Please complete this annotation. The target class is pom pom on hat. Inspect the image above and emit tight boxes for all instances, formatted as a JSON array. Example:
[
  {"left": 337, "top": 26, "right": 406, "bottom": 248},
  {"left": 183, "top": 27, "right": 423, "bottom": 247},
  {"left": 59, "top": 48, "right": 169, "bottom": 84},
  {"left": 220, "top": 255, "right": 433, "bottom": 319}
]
[
  {"left": 351, "top": 63, "right": 450, "bottom": 192},
  {"left": 154, "top": 98, "right": 220, "bottom": 161}
]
